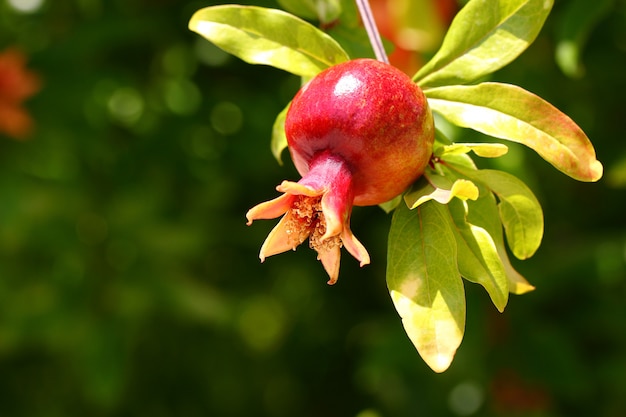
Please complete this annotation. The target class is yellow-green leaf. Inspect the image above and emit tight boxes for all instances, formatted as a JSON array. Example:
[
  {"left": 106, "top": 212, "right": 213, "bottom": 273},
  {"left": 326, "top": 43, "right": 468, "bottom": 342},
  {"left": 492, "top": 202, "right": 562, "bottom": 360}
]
[
  {"left": 404, "top": 169, "right": 479, "bottom": 209},
  {"left": 427, "top": 82, "right": 603, "bottom": 182},
  {"left": 449, "top": 165, "right": 543, "bottom": 260},
  {"left": 414, "top": 0, "right": 553, "bottom": 88},
  {"left": 447, "top": 199, "right": 509, "bottom": 311},
  {"left": 387, "top": 201, "right": 465, "bottom": 373},
  {"left": 465, "top": 188, "right": 535, "bottom": 294},
  {"left": 189, "top": 5, "right": 349, "bottom": 77}
]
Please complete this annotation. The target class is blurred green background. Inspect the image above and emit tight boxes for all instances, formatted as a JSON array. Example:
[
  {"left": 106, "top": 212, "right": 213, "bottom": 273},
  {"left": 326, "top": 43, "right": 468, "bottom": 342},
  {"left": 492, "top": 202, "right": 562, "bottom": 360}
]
[{"left": 1, "top": 0, "right": 625, "bottom": 416}]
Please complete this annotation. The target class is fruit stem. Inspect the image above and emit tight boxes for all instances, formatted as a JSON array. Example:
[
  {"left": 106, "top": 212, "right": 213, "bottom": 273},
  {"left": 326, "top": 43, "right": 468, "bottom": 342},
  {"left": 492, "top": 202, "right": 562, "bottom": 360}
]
[{"left": 355, "top": 0, "right": 389, "bottom": 64}]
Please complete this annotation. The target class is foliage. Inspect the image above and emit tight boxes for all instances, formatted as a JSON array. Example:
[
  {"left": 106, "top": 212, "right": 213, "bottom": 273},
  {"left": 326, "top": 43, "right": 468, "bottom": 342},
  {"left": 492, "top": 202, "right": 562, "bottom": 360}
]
[
  {"left": 188, "top": 5, "right": 349, "bottom": 77},
  {"left": 190, "top": 0, "right": 602, "bottom": 372}
]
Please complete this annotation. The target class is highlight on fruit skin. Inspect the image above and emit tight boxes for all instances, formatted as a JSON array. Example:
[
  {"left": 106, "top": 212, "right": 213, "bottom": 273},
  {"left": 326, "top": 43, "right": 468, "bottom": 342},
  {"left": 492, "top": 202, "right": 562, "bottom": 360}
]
[{"left": 247, "top": 58, "right": 435, "bottom": 284}]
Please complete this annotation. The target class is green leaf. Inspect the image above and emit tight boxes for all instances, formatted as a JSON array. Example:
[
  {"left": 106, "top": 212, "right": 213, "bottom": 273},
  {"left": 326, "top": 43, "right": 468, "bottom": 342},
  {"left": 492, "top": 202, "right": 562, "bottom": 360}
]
[
  {"left": 449, "top": 165, "right": 543, "bottom": 260},
  {"left": 404, "top": 169, "right": 479, "bottom": 209},
  {"left": 426, "top": 82, "right": 603, "bottom": 182},
  {"left": 271, "top": 103, "right": 289, "bottom": 165},
  {"left": 276, "top": 0, "right": 342, "bottom": 23},
  {"left": 447, "top": 199, "right": 509, "bottom": 311},
  {"left": 188, "top": 5, "right": 349, "bottom": 77},
  {"left": 387, "top": 201, "right": 465, "bottom": 373},
  {"left": 435, "top": 143, "right": 509, "bottom": 158},
  {"left": 414, "top": 0, "right": 554, "bottom": 88},
  {"left": 465, "top": 188, "right": 535, "bottom": 294}
]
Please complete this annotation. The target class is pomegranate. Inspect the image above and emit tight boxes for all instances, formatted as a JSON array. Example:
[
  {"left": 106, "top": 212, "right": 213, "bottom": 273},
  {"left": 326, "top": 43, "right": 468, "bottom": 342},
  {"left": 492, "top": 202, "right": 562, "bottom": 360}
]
[{"left": 247, "top": 58, "right": 434, "bottom": 284}]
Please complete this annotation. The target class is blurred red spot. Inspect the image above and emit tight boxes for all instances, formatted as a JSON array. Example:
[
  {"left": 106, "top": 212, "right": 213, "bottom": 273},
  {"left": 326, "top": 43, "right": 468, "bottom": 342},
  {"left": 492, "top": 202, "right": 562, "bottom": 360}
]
[
  {"left": 370, "top": 0, "right": 458, "bottom": 76},
  {"left": 491, "top": 370, "right": 553, "bottom": 414},
  {"left": 0, "top": 48, "right": 41, "bottom": 139}
]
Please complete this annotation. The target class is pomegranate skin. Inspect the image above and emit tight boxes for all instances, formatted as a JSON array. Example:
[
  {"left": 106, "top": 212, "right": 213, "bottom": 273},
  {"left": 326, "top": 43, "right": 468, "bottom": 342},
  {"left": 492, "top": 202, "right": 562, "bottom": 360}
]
[{"left": 285, "top": 58, "right": 434, "bottom": 206}]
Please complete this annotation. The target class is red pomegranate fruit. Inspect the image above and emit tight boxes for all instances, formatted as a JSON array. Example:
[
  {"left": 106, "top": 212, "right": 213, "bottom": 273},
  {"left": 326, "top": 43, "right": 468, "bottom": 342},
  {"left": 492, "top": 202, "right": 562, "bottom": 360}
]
[{"left": 247, "top": 58, "right": 434, "bottom": 284}]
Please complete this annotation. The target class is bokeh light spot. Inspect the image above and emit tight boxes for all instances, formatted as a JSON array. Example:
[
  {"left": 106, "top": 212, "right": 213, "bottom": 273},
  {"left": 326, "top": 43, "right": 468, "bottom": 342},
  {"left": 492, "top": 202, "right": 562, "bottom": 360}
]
[
  {"left": 107, "top": 87, "right": 144, "bottom": 126},
  {"left": 7, "top": 0, "right": 44, "bottom": 13},
  {"left": 163, "top": 79, "right": 201, "bottom": 116},
  {"left": 595, "top": 240, "right": 626, "bottom": 285},
  {"left": 448, "top": 381, "right": 484, "bottom": 416},
  {"left": 185, "top": 125, "right": 225, "bottom": 160},
  {"left": 356, "top": 409, "right": 383, "bottom": 417},
  {"left": 210, "top": 101, "right": 243, "bottom": 135},
  {"left": 162, "top": 44, "right": 197, "bottom": 78},
  {"left": 237, "top": 296, "right": 287, "bottom": 353}
]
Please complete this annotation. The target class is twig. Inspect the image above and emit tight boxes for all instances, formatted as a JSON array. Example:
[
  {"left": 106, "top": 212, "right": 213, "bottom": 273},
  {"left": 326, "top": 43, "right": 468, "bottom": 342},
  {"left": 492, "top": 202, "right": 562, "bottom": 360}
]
[{"left": 355, "top": 0, "right": 389, "bottom": 63}]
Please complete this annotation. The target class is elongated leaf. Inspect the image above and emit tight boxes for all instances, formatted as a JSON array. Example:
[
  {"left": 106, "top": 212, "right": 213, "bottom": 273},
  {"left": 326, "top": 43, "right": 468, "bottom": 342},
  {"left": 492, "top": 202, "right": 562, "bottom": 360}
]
[
  {"left": 414, "top": 0, "right": 553, "bottom": 88},
  {"left": 387, "top": 201, "right": 465, "bottom": 373},
  {"left": 447, "top": 199, "right": 508, "bottom": 311},
  {"left": 271, "top": 103, "right": 289, "bottom": 165},
  {"left": 465, "top": 188, "right": 535, "bottom": 294},
  {"left": 449, "top": 165, "right": 543, "bottom": 260},
  {"left": 189, "top": 5, "right": 349, "bottom": 77},
  {"left": 427, "top": 82, "right": 603, "bottom": 182}
]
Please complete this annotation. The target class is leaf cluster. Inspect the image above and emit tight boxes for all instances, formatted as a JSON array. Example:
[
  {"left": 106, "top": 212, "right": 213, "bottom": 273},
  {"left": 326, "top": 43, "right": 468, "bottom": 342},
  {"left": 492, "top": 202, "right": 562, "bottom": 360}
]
[{"left": 189, "top": 0, "right": 603, "bottom": 372}]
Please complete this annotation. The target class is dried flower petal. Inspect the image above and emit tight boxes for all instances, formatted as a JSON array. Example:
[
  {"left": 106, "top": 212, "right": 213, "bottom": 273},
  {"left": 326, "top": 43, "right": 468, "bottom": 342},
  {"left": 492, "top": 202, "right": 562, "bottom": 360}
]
[{"left": 247, "top": 152, "right": 370, "bottom": 283}]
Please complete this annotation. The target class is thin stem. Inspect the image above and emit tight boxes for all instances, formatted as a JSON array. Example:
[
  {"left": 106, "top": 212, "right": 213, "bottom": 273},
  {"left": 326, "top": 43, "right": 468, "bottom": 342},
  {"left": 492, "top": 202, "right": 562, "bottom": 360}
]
[{"left": 355, "top": 0, "right": 389, "bottom": 64}]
